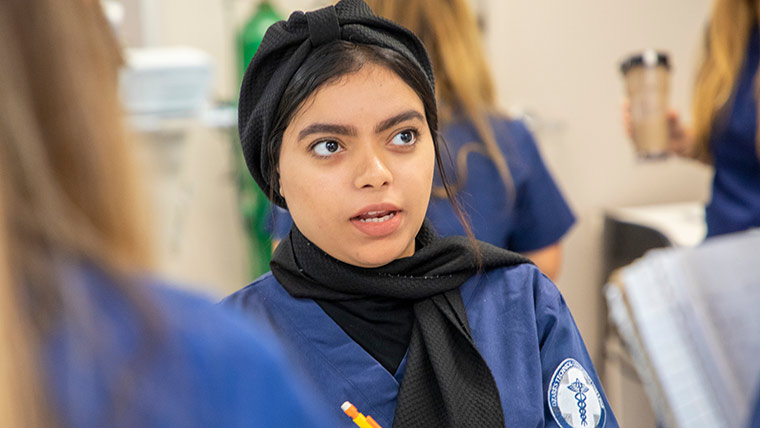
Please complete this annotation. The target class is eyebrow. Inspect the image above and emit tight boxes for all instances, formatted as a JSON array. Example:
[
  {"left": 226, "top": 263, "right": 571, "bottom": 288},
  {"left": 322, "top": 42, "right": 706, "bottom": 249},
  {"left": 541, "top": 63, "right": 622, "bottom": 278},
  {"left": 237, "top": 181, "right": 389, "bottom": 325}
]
[
  {"left": 298, "top": 123, "right": 357, "bottom": 141},
  {"left": 374, "top": 110, "right": 425, "bottom": 133},
  {"left": 296, "top": 110, "right": 425, "bottom": 142}
]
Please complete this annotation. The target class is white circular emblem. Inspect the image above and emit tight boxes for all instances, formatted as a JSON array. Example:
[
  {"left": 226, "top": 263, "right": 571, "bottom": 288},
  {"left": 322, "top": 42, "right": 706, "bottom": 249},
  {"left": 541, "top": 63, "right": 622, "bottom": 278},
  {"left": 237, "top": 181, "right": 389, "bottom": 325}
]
[{"left": 547, "top": 358, "right": 606, "bottom": 428}]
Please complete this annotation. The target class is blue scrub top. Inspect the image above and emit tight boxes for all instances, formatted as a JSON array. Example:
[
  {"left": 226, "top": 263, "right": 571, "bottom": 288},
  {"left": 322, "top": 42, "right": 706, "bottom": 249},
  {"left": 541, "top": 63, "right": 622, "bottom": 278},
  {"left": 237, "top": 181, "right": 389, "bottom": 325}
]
[
  {"left": 706, "top": 26, "right": 760, "bottom": 238},
  {"left": 223, "top": 264, "right": 618, "bottom": 428},
  {"left": 46, "top": 266, "right": 337, "bottom": 428},
  {"left": 268, "top": 117, "right": 575, "bottom": 252},
  {"left": 751, "top": 385, "right": 760, "bottom": 428}
]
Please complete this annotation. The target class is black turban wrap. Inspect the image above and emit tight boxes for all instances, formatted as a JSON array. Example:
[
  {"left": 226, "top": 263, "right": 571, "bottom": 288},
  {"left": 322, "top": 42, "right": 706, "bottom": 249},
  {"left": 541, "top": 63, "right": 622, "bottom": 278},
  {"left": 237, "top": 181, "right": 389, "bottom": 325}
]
[{"left": 237, "top": 0, "right": 435, "bottom": 208}]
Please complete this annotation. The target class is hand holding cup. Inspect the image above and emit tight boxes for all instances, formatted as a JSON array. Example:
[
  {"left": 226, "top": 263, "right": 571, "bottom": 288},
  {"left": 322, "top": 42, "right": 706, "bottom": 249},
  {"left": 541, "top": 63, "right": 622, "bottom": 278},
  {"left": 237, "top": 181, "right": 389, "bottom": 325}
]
[{"left": 621, "top": 99, "right": 695, "bottom": 158}]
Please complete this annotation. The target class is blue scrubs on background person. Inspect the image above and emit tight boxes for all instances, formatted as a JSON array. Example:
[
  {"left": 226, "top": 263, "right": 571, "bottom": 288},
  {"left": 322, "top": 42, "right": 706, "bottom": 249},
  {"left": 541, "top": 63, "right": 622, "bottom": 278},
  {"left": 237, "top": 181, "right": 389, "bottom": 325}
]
[
  {"left": 268, "top": 117, "right": 576, "bottom": 252},
  {"left": 47, "top": 266, "right": 337, "bottom": 428},
  {"left": 751, "top": 386, "right": 760, "bottom": 428},
  {"left": 223, "top": 263, "right": 617, "bottom": 428},
  {"left": 429, "top": 116, "right": 575, "bottom": 251},
  {"left": 706, "top": 25, "right": 760, "bottom": 238}
]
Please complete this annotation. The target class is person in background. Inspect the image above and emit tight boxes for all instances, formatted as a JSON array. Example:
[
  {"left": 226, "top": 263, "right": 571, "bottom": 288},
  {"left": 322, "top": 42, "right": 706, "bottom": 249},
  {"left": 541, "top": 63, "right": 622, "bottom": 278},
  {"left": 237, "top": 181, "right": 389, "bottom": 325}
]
[
  {"left": 225, "top": 1, "right": 617, "bottom": 427},
  {"left": 624, "top": 0, "right": 760, "bottom": 238},
  {"left": 268, "top": 0, "right": 576, "bottom": 280},
  {"left": 0, "top": 1, "right": 336, "bottom": 427}
]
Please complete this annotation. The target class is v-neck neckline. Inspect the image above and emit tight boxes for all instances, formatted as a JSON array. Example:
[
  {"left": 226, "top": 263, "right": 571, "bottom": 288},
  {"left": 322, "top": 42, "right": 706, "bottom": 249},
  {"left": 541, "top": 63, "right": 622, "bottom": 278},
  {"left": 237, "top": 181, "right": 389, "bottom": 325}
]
[
  {"left": 264, "top": 272, "right": 485, "bottom": 427},
  {"left": 268, "top": 282, "right": 402, "bottom": 426}
]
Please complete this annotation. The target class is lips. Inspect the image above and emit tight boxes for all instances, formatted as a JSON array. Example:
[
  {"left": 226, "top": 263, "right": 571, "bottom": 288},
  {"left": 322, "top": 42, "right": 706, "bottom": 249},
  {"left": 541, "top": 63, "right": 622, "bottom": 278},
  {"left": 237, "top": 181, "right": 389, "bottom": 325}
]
[
  {"left": 350, "top": 203, "right": 403, "bottom": 237},
  {"left": 351, "top": 203, "right": 401, "bottom": 220},
  {"left": 354, "top": 210, "right": 397, "bottom": 222}
]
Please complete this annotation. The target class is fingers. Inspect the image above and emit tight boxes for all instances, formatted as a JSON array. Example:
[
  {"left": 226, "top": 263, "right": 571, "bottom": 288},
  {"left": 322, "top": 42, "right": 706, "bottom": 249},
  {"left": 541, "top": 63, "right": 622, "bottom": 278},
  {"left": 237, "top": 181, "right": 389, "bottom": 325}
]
[
  {"left": 663, "top": 109, "right": 696, "bottom": 157},
  {"left": 667, "top": 108, "right": 684, "bottom": 138},
  {"left": 621, "top": 98, "right": 633, "bottom": 138},
  {"left": 667, "top": 108, "right": 680, "bottom": 126}
]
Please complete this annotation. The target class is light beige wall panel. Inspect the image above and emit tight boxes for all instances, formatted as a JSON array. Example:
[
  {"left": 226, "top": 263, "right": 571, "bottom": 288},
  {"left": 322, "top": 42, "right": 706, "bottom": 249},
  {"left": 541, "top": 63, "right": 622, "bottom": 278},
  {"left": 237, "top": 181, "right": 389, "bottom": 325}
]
[
  {"left": 135, "top": 125, "right": 252, "bottom": 297},
  {"left": 151, "top": 0, "right": 327, "bottom": 100}
]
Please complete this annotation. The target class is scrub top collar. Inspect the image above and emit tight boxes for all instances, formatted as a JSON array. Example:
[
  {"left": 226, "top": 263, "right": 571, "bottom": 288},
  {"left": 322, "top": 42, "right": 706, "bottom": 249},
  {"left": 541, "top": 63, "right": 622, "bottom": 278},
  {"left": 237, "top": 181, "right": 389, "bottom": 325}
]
[{"left": 265, "top": 280, "right": 405, "bottom": 425}]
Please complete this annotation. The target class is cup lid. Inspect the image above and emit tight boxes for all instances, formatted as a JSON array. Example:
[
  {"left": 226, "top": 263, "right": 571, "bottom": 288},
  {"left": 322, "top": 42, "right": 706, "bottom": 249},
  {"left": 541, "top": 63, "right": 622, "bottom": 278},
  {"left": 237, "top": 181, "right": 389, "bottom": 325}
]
[{"left": 620, "top": 50, "right": 670, "bottom": 74}]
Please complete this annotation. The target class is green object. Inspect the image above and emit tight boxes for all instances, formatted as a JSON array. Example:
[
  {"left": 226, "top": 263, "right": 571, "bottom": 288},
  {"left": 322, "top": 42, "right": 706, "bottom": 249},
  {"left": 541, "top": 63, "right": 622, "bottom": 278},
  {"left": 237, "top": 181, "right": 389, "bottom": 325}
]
[
  {"left": 233, "top": 142, "right": 272, "bottom": 278},
  {"left": 234, "top": 1, "right": 283, "bottom": 278},
  {"left": 238, "top": 1, "right": 282, "bottom": 81}
]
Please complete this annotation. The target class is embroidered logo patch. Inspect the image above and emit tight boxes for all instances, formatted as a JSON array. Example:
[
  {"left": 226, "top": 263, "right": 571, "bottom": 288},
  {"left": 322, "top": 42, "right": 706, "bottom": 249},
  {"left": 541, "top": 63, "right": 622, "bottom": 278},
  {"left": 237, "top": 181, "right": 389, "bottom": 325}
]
[{"left": 548, "top": 358, "right": 606, "bottom": 428}]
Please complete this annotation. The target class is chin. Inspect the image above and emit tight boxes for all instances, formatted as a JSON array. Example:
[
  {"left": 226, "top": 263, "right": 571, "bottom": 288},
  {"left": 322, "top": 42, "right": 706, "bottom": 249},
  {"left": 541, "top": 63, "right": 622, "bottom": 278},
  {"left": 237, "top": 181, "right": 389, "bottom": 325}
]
[
  {"left": 351, "top": 255, "right": 397, "bottom": 269},
  {"left": 347, "top": 239, "right": 414, "bottom": 268}
]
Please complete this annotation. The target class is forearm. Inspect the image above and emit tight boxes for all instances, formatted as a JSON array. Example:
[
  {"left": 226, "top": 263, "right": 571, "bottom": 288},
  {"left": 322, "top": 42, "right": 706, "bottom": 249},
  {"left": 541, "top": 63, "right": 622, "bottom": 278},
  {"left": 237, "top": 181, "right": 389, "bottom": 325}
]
[{"left": 522, "top": 243, "right": 562, "bottom": 281}]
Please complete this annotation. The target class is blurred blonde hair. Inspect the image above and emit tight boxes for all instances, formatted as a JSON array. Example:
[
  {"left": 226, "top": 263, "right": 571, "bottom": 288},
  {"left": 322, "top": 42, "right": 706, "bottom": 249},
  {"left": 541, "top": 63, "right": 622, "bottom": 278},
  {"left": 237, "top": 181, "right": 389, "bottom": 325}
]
[
  {"left": 0, "top": 0, "right": 154, "bottom": 425},
  {"left": 366, "top": 0, "right": 515, "bottom": 198},
  {"left": 692, "top": 0, "right": 760, "bottom": 162},
  {"left": 0, "top": 179, "right": 48, "bottom": 427}
]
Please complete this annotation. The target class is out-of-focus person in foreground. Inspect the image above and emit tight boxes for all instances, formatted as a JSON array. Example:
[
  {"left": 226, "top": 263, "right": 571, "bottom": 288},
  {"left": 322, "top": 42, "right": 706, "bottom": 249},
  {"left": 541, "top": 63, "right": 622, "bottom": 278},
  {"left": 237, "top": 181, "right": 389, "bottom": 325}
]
[{"left": 0, "top": 1, "right": 336, "bottom": 426}]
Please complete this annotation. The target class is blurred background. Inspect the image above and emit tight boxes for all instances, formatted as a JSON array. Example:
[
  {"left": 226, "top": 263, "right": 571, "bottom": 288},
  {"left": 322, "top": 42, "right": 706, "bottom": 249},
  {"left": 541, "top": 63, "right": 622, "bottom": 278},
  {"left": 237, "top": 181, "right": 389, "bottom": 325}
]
[{"left": 111, "top": 1, "right": 714, "bottom": 426}]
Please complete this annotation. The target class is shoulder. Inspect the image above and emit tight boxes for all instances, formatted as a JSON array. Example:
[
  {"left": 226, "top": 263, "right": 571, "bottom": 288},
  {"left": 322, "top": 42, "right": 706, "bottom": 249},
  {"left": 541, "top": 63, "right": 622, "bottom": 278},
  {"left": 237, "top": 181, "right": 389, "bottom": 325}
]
[
  {"left": 490, "top": 116, "right": 544, "bottom": 159},
  {"left": 444, "top": 113, "right": 533, "bottom": 144},
  {"left": 480, "top": 263, "right": 560, "bottom": 298},
  {"left": 489, "top": 114, "right": 530, "bottom": 135},
  {"left": 149, "top": 278, "right": 271, "bottom": 345},
  {"left": 442, "top": 115, "right": 540, "bottom": 168},
  {"left": 220, "top": 271, "right": 282, "bottom": 311},
  {"left": 463, "top": 263, "right": 563, "bottom": 314},
  {"left": 477, "top": 115, "right": 545, "bottom": 167},
  {"left": 461, "top": 263, "right": 571, "bottom": 358},
  {"left": 147, "top": 280, "right": 335, "bottom": 427},
  {"left": 54, "top": 267, "right": 331, "bottom": 427},
  {"left": 141, "top": 278, "right": 294, "bottom": 386},
  {"left": 471, "top": 266, "right": 581, "bottom": 355}
]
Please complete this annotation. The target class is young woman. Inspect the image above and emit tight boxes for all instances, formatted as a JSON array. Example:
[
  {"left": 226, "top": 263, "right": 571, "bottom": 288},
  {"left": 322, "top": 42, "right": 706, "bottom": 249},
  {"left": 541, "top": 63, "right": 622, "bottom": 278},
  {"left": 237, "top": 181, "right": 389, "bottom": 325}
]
[
  {"left": 267, "top": 0, "right": 575, "bottom": 280},
  {"left": 226, "top": 1, "right": 618, "bottom": 427},
  {"left": 624, "top": 0, "right": 760, "bottom": 238},
  {"left": 0, "top": 1, "right": 334, "bottom": 426}
]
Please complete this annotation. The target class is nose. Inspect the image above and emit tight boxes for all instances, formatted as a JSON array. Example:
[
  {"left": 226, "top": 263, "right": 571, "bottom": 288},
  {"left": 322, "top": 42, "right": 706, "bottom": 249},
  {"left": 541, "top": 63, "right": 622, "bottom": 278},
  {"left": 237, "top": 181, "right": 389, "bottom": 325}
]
[{"left": 353, "top": 145, "right": 393, "bottom": 190}]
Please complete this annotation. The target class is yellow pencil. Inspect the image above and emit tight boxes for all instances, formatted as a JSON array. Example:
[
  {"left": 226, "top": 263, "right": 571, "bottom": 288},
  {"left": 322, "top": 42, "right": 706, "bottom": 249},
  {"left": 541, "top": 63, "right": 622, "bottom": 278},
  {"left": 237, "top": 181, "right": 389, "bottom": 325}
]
[
  {"left": 341, "top": 401, "right": 382, "bottom": 428},
  {"left": 365, "top": 415, "right": 382, "bottom": 428}
]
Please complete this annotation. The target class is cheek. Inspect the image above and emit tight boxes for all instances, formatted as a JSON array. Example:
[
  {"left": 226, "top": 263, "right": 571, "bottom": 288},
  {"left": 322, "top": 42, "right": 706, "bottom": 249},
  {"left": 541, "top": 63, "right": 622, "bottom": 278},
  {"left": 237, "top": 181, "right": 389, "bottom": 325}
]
[
  {"left": 278, "top": 156, "right": 344, "bottom": 226},
  {"left": 279, "top": 161, "right": 317, "bottom": 208},
  {"left": 278, "top": 141, "right": 312, "bottom": 201},
  {"left": 413, "top": 142, "right": 436, "bottom": 192},
  {"left": 396, "top": 142, "right": 435, "bottom": 213}
]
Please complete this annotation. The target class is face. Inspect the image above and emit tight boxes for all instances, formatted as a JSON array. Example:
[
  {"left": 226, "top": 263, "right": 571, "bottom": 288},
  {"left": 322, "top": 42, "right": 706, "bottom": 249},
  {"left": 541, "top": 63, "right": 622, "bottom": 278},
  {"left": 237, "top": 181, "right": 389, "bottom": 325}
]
[{"left": 278, "top": 63, "right": 435, "bottom": 268}]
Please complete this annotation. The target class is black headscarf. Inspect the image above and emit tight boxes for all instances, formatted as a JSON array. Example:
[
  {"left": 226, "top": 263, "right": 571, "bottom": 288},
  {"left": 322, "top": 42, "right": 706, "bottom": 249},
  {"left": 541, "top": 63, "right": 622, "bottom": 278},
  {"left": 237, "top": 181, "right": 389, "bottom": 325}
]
[
  {"left": 271, "top": 221, "right": 530, "bottom": 428},
  {"left": 238, "top": 0, "right": 434, "bottom": 208}
]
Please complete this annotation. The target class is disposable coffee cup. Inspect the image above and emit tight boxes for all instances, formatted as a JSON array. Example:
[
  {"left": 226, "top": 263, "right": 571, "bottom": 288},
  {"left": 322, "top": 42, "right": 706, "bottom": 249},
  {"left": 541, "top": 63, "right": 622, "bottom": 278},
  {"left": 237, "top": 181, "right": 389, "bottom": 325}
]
[{"left": 620, "top": 50, "right": 671, "bottom": 159}]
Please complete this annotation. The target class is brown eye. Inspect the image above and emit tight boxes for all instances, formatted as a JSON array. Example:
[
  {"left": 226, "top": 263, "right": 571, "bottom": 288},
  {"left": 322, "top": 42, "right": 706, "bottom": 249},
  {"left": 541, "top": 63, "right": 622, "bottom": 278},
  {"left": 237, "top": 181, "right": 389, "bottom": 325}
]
[
  {"left": 312, "top": 140, "right": 344, "bottom": 157},
  {"left": 326, "top": 141, "right": 340, "bottom": 152},
  {"left": 391, "top": 129, "right": 417, "bottom": 146}
]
